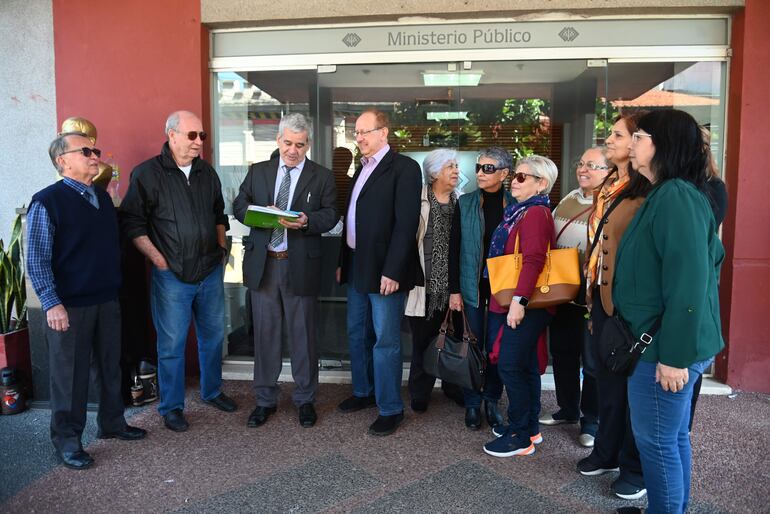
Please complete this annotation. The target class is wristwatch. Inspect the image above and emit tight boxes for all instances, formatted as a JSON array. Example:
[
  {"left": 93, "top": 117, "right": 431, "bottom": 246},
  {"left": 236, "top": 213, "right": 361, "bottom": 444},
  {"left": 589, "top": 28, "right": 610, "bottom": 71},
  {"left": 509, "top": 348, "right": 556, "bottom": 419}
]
[{"left": 512, "top": 295, "right": 529, "bottom": 307}]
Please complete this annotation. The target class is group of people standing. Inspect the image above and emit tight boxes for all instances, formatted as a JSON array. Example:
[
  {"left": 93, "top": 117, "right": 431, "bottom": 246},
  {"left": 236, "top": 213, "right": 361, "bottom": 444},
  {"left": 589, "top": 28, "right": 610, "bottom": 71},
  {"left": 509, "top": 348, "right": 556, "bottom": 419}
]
[{"left": 28, "top": 105, "right": 724, "bottom": 514}]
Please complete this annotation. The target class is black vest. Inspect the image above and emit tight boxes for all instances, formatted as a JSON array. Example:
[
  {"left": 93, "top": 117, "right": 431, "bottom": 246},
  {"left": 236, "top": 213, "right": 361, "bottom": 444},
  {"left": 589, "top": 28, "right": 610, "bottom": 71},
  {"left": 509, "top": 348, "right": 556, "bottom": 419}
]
[{"left": 31, "top": 181, "right": 121, "bottom": 307}]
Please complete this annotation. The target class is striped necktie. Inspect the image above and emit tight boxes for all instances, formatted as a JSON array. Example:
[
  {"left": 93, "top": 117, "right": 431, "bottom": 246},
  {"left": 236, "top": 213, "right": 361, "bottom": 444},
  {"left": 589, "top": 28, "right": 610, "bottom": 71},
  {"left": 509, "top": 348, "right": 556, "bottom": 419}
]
[{"left": 269, "top": 165, "right": 294, "bottom": 247}]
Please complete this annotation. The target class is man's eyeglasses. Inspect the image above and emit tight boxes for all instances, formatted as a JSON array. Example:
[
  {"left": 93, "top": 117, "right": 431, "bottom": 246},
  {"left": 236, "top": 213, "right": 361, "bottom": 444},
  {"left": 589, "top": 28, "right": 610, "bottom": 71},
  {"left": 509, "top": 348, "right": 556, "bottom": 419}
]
[
  {"left": 353, "top": 127, "right": 383, "bottom": 138},
  {"left": 631, "top": 131, "right": 652, "bottom": 143},
  {"left": 576, "top": 161, "right": 609, "bottom": 171},
  {"left": 512, "top": 172, "right": 541, "bottom": 183},
  {"left": 475, "top": 163, "right": 503, "bottom": 174},
  {"left": 61, "top": 147, "right": 102, "bottom": 159},
  {"left": 176, "top": 130, "right": 207, "bottom": 141}
]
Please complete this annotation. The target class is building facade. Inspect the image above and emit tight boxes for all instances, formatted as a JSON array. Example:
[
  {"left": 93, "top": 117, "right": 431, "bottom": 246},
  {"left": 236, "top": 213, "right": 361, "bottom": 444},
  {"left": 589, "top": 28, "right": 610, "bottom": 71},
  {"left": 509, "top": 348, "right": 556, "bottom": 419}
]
[{"left": 2, "top": 0, "right": 768, "bottom": 393}]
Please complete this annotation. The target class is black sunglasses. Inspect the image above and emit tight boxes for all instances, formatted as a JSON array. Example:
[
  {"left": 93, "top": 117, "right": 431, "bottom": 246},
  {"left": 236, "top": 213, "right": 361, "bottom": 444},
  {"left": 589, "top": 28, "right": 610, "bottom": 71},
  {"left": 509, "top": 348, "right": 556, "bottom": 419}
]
[
  {"left": 61, "top": 147, "right": 102, "bottom": 158},
  {"left": 177, "top": 130, "right": 207, "bottom": 141},
  {"left": 475, "top": 163, "right": 503, "bottom": 174}
]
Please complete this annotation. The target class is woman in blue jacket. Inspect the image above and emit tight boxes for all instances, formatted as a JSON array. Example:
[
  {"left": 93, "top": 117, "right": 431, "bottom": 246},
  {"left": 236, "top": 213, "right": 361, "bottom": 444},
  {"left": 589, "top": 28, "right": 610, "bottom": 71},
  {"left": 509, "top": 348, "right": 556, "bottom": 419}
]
[{"left": 614, "top": 109, "right": 724, "bottom": 514}]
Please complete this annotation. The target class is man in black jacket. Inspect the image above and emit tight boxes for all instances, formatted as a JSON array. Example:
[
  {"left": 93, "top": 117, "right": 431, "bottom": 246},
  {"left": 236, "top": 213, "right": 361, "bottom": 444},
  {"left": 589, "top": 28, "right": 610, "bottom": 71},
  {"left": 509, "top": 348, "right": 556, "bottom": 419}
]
[
  {"left": 233, "top": 113, "right": 337, "bottom": 428},
  {"left": 336, "top": 109, "right": 422, "bottom": 436},
  {"left": 121, "top": 110, "right": 236, "bottom": 432}
]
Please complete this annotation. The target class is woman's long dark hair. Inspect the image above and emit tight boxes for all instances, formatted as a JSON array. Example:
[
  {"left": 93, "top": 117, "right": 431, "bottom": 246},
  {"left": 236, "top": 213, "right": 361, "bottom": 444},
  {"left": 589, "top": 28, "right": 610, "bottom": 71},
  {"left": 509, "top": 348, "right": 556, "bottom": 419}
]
[
  {"left": 599, "top": 111, "right": 651, "bottom": 199},
  {"left": 637, "top": 109, "right": 709, "bottom": 189}
]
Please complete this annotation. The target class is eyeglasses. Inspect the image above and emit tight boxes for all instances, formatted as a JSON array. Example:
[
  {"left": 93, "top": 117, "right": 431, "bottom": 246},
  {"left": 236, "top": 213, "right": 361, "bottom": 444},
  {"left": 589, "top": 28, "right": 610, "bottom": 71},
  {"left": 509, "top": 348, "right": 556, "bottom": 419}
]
[
  {"left": 576, "top": 161, "right": 609, "bottom": 171},
  {"left": 631, "top": 131, "right": 652, "bottom": 143},
  {"left": 353, "top": 127, "right": 383, "bottom": 138},
  {"left": 60, "top": 147, "right": 102, "bottom": 158},
  {"left": 444, "top": 162, "right": 460, "bottom": 169},
  {"left": 475, "top": 163, "right": 503, "bottom": 174},
  {"left": 512, "top": 172, "right": 541, "bottom": 183},
  {"left": 176, "top": 130, "right": 207, "bottom": 141}
]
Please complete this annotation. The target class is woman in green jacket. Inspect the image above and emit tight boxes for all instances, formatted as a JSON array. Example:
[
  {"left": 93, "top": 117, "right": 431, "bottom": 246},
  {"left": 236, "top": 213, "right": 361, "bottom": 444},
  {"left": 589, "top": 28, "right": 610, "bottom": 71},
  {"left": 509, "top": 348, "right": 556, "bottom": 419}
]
[{"left": 615, "top": 109, "right": 724, "bottom": 514}]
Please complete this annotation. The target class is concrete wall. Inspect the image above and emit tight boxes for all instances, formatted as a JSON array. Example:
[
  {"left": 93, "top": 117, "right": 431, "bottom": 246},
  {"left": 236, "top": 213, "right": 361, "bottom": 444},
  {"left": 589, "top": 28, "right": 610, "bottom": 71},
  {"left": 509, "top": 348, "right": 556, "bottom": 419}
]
[
  {"left": 201, "top": 0, "right": 743, "bottom": 26},
  {"left": 0, "top": 0, "right": 58, "bottom": 243}
]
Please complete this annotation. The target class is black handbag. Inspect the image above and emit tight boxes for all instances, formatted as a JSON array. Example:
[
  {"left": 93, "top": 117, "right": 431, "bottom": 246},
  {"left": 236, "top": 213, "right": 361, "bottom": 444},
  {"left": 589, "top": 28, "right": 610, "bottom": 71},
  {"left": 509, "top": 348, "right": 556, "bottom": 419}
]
[
  {"left": 598, "top": 313, "right": 661, "bottom": 377},
  {"left": 423, "top": 309, "right": 487, "bottom": 391}
]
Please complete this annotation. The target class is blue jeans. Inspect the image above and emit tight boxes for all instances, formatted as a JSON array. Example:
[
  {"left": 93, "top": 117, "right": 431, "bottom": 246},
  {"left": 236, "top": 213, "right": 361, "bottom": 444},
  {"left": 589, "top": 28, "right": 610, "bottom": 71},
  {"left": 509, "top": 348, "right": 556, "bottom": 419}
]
[
  {"left": 346, "top": 278, "right": 406, "bottom": 416},
  {"left": 462, "top": 301, "right": 503, "bottom": 408},
  {"left": 491, "top": 308, "right": 552, "bottom": 441},
  {"left": 151, "top": 265, "right": 225, "bottom": 415},
  {"left": 628, "top": 358, "right": 713, "bottom": 514}
]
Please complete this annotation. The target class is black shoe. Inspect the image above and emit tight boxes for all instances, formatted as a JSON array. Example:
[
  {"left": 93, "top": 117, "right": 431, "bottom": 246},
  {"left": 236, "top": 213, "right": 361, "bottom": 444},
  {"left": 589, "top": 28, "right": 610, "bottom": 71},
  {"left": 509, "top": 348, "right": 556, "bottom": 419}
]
[
  {"left": 247, "top": 405, "right": 276, "bottom": 427},
  {"left": 465, "top": 407, "right": 482, "bottom": 430},
  {"left": 337, "top": 395, "right": 376, "bottom": 413},
  {"left": 410, "top": 399, "right": 428, "bottom": 413},
  {"left": 612, "top": 477, "right": 647, "bottom": 500},
  {"left": 368, "top": 412, "right": 404, "bottom": 436},
  {"left": 163, "top": 409, "right": 189, "bottom": 432},
  {"left": 616, "top": 507, "right": 643, "bottom": 514},
  {"left": 539, "top": 410, "right": 579, "bottom": 425},
  {"left": 576, "top": 456, "right": 619, "bottom": 476},
  {"left": 97, "top": 425, "right": 147, "bottom": 441},
  {"left": 204, "top": 392, "right": 237, "bottom": 412},
  {"left": 483, "top": 400, "right": 504, "bottom": 429},
  {"left": 59, "top": 450, "right": 94, "bottom": 470},
  {"left": 298, "top": 403, "right": 317, "bottom": 428}
]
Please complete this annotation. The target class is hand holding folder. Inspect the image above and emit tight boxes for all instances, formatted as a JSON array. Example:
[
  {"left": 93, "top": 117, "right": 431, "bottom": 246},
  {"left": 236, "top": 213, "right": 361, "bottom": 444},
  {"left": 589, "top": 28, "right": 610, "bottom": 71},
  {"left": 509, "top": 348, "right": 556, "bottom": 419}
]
[{"left": 243, "top": 205, "right": 300, "bottom": 230}]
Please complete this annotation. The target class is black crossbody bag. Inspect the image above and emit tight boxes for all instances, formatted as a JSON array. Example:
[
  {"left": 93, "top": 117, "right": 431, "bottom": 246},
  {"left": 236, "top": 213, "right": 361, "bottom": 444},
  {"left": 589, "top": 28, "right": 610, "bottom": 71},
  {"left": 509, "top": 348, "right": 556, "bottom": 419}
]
[{"left": 598, "top": 313, "right": 661, "bottom": 377}]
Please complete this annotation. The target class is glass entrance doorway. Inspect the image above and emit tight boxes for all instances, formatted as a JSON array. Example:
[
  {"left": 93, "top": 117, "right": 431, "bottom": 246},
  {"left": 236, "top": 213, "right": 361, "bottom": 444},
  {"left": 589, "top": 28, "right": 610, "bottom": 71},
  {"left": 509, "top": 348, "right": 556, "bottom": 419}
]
[{"left": 213, "top": 56, "right": 726, "bottom": 367}]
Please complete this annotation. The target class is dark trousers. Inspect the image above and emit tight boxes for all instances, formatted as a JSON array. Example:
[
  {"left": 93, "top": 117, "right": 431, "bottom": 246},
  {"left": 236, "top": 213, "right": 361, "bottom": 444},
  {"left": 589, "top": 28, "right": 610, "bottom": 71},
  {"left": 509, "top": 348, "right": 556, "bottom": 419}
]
[
  {"left": 251, "top": 257, "right": 318, "bottom": 407},
  {"left": 491, "top": 308, "right": 552, "bottom": 441},
  {"left": 406, "top": 301, "right": 462, "bottom": 403},
  {"left": 589, "top": 298, "right": 644, "bottom": 486},
  {"left": 549, "top": 302, "right": 599, "bottom": 434},
  {"left": 47, "top": 300, "right": 127, "bottom": 454}
]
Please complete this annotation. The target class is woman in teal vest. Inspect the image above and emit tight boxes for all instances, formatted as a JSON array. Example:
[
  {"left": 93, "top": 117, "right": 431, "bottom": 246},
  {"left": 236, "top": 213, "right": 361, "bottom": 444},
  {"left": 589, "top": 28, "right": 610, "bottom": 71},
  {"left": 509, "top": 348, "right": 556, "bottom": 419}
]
[
  {"left": 448, "top": 147, "right": 514, "bottom": 430},
  {"left": 614, "top": 109, "right": 724, "bottom": 514}
]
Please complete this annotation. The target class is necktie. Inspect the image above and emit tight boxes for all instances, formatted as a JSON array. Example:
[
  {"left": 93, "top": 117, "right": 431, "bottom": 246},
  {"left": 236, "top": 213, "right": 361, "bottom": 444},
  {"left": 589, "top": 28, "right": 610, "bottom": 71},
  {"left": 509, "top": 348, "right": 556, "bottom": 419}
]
[{"left": 270, "top": 165, "right": 294, "bottom": 247}]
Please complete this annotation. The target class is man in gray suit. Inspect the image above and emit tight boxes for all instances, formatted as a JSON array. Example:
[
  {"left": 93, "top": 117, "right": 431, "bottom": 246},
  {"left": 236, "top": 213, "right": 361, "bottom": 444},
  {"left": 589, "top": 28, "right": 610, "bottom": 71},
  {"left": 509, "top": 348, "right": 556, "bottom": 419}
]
[{"left": 233, "top": 113, "right": 337, "bottom": 428}]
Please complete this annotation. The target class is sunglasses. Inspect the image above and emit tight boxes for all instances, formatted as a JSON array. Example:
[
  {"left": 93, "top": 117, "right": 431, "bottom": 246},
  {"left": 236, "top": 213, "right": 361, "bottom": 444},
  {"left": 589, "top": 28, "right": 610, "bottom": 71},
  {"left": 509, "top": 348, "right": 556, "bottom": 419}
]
[
  {"left": 177, "top": 130, "right": 207, "bottom": 141},
  {"left": 475, "top": 163, "right": 503, "bottom": 174},
  {"left": 61, "top": 147, "right": 102, "bottom": 158},
  {"left": 512, "top": 172, "right": 541, "bottom": 183}
]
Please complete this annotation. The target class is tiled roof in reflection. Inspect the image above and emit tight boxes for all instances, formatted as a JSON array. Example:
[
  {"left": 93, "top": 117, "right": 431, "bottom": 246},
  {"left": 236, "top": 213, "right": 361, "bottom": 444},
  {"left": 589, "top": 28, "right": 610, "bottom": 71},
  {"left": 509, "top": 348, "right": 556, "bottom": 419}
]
[{"left": 612, "top": 89, "right": 719, "bottom": 107}]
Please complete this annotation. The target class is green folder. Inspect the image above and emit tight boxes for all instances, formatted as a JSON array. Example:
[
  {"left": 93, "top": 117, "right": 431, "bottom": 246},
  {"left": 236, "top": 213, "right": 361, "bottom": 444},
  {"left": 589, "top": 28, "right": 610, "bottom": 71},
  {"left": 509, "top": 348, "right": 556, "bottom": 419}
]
[{"left": 243, "top": 205, "right": 300, "bottom": 230}]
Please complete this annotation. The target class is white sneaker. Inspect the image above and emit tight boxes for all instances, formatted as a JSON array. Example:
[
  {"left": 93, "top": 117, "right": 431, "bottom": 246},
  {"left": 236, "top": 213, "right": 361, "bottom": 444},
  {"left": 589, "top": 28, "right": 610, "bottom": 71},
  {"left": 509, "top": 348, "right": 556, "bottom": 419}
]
[{"left": 578, "top": 433, "right": 595, "bottom": 448}]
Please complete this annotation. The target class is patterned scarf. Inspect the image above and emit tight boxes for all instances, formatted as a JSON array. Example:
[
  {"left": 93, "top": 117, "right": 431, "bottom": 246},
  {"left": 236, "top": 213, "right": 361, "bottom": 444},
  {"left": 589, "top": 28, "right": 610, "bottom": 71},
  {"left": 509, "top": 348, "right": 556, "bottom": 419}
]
[
  {"left": 485, "top": 194, "right": 551, "bottom": 267},
  {"left": 586, "top": 170, "right": 629, "bottom": 288},
  {"left": 426, "top": 187, "right": 457, "bottom": 318}
]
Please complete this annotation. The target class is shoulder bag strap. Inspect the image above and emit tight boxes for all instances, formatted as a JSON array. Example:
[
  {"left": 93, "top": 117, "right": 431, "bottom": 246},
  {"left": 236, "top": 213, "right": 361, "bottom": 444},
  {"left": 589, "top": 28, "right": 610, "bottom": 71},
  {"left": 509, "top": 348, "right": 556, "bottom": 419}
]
[
  {"left": 586, "top": 193, "right": 627, "bottom": 259},
  {"left": 555, "top": 204, "right": 594, "bottom": 244}
]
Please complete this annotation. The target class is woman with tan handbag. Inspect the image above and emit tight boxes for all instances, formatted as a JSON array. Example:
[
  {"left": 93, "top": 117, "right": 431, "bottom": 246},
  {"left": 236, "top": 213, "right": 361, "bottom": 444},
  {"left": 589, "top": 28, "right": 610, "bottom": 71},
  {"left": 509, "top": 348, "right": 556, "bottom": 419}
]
[
  {"left": 404, "top": 149, "right": 463, "bottom": 412},
  {"left": 541, "top": 146, "right": 610, "bottom": 448},
  {"left": 481, "top": 154, "right": 558, "bottom": 458},
  {"left": 578, "top": 113, "right": 651, "bottom": 502}
]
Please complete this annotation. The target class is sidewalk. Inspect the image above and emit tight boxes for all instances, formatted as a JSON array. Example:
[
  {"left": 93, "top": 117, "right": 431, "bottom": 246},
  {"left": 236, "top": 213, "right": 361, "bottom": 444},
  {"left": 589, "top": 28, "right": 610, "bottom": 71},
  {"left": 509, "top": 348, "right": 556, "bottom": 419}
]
[{"left": 1, "top": 382, "right": 768, "bottom": 513}]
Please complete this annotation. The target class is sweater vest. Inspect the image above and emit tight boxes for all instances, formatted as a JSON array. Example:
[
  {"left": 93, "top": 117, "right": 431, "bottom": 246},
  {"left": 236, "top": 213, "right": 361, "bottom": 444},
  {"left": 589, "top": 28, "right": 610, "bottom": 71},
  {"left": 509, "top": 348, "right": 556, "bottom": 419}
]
[{"left": 31, "top": 181, "right": 121, "bottom": 307}]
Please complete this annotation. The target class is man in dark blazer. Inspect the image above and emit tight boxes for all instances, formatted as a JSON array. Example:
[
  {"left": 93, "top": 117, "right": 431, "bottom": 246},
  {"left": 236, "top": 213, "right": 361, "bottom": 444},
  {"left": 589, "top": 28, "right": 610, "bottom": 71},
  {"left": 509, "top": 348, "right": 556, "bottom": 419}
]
[
  {"left": 336, "top": 109, "right": 422, "bottom": 436},
  {"left": 233, "top": 113, "right": 337, "bottom": 428}
]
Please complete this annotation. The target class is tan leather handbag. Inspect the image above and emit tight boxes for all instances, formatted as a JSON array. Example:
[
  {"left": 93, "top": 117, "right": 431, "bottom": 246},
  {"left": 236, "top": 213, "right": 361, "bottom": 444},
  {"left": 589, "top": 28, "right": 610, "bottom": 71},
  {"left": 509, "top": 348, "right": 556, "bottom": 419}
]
[{"left": 487, "top": 233, "right": 580, "bottom": 309}]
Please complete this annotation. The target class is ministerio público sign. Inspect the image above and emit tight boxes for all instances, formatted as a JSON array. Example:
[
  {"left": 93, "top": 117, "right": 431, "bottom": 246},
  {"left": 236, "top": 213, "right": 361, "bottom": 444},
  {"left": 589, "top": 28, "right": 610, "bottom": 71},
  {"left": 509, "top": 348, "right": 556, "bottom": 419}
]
[{"left": 213, "top": 18, "right": 728, "bottom": 58}]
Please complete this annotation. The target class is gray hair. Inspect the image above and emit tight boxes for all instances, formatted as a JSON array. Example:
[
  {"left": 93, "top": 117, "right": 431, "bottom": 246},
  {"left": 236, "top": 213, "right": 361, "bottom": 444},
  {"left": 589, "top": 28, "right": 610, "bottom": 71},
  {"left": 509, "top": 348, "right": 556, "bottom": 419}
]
[
  {"left": 165, "top": 110, "right": 198, "bottom": 136},
  {"left": 422, "top": 148, "right": 458, "bottom": 184},
  {"left": 516, "top": 154, "right": 558, "bottom": 194},
  {"left": 278, "top": 113, "right": 313, "bottom": 142},
  {"left": 49, "top": 131, "right": 87, "bottom": 173},
  {"left": 477, "top": 147, "right": 513, "bottom": 172},
  {"left": 579, "top": 146, "right": 608, "bottom": 166}
]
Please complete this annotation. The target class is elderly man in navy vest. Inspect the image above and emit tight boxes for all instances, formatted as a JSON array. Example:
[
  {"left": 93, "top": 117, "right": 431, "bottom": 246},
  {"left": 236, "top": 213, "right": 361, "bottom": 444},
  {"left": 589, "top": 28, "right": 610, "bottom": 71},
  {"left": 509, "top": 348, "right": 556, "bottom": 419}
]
[{"left": 27, "top": 132, "right": 147, "bottom": 470}]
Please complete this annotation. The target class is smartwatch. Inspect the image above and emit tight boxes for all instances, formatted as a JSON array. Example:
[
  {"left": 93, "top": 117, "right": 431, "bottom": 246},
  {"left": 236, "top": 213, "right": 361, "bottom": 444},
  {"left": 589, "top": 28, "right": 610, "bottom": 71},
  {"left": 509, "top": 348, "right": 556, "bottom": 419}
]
[{"left": 512, "top": 295, "right": 529, "bottom": 307}]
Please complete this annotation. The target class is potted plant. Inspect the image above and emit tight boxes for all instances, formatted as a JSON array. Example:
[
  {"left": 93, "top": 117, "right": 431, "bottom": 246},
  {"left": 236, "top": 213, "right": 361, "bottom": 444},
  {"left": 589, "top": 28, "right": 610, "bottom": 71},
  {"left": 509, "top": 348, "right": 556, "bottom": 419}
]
[{"left": 0, "top": 214, "right": 30, "bottom": 383}]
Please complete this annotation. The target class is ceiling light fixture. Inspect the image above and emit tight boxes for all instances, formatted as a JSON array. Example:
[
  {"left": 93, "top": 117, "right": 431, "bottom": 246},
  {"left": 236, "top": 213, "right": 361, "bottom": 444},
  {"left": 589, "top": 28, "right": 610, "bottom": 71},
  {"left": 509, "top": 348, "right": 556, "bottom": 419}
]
[{"left": 422, "top": 72, "right": 483, "bottom": 87}]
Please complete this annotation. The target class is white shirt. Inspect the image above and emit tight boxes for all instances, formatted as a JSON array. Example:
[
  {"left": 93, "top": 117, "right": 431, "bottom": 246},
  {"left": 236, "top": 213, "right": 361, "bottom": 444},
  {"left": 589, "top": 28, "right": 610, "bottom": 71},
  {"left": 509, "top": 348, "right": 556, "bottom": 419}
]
[{"left": 268, "top": 158, "right": 305, "bottom": 252}]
